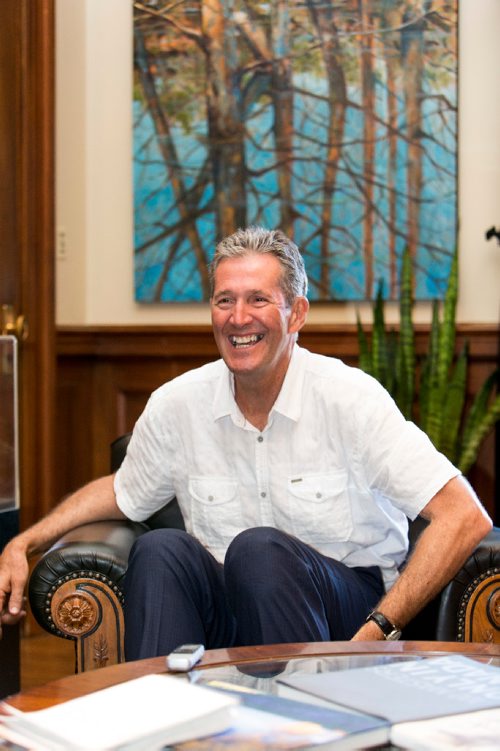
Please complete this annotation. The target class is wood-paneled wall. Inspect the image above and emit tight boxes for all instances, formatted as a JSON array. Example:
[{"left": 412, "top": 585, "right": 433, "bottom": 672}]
[{"left": 55, "top": 324, "right": 499, "bottom": 521}]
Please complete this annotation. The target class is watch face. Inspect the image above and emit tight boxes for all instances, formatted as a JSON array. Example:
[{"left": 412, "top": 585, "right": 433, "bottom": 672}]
[{"left": 386, "top": 628, "right": 402, "bottom": 641}]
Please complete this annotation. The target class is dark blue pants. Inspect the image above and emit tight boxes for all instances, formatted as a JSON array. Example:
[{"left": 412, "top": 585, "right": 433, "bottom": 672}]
[{"left": 123, "top": 527, "right": 384, "bottom": 661}]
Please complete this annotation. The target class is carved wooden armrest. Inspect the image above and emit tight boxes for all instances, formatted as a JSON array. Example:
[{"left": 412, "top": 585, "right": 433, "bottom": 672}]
[
  {"left": 436, "top": 527, "right": 500, "bottom": 643},
  {"left": 28, "top": 520, "right": 147, "bottom": 672}
]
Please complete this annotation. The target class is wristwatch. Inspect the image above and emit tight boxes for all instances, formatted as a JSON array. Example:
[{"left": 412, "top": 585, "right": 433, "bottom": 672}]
[{"left": 366, "top": 610, "right": 402, "bottom": 641}]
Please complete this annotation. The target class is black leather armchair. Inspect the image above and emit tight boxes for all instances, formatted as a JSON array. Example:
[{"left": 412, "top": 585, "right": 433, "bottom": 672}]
[{"left": 29, "top": 434, "right": 500, "bottom": 672}]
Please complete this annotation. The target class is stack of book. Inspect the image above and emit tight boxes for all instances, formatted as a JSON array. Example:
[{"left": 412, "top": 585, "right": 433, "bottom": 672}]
[
  {"left": 0, "top": 674, "right": 238, "bottom": 750},
  {"left": 0, "top": 671, "right": 388, "bottom": 750}
]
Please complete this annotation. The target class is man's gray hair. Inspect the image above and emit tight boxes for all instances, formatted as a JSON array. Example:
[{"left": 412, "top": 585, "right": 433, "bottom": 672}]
[{"left": 209, "top": 226, "right": 308, "bottom": 305}]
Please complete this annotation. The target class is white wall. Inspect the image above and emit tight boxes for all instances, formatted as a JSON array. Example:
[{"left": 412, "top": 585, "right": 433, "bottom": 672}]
[{"left": 56, "top": 0, "right": 500, "bottom": 326}]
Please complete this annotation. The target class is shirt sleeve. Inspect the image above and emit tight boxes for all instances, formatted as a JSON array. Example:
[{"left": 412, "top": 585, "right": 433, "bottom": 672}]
[
  {"left": 355, "top": 378, "right": 460, "bottom": 519},
  {"left": 114, "top": 390, "right": 177, "bottom": 521}
]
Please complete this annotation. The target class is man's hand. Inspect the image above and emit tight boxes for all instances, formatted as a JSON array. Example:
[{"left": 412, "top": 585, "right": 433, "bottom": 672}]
[
  {"left": 0, "top": 539, "right": 29, "bottom": 639},
  {"left": 0, "top": 473, "right": 126, "bottom": 640}
]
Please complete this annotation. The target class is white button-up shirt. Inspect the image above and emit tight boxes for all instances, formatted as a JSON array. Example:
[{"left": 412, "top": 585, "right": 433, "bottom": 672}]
[{"left": 115, "top": 346, "right": 458, "bottom": 589}]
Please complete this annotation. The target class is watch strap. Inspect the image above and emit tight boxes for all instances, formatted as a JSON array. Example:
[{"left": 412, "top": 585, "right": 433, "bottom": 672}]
[{"left": 366, "top": 610, "right": 402, "bottom": 640}]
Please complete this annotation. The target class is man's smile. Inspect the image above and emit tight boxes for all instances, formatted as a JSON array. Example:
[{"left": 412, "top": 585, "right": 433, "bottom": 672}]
[{"left": 228, "top": 334, "right": 264, "bottom": 348}]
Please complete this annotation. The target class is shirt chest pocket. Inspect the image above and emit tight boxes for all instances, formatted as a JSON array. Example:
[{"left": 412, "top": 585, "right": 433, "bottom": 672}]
[
  {"left": 285, "top": 470, "right": 353, "bottom": 543},
  {"left": 187, "top": 476, "right": 242, "bottom": 547}
]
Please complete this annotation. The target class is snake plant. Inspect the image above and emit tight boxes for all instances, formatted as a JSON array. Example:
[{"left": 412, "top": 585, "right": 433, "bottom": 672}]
[{"left": 357, "top": 249, "right": 500, "bottom": 474}]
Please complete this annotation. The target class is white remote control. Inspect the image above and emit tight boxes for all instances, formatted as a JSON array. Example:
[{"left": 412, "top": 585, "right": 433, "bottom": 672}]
[{"left": 166, "top": 643, "right": 205, "bottom": 672}]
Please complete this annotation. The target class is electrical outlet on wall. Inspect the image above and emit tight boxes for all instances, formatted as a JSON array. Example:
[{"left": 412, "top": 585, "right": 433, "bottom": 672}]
[{"left": 56, "top": 226, "right": 68, "bottom": 260}]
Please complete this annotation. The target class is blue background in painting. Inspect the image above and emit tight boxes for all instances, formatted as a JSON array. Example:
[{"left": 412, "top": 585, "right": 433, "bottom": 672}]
[{"left": 134, "top": 68, "right": 456, "bottom": 302}]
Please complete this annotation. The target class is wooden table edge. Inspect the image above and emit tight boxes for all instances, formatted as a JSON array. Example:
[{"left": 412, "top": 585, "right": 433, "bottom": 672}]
[{"left": 7, "top": 640, "right": 500, "bottom": 712}]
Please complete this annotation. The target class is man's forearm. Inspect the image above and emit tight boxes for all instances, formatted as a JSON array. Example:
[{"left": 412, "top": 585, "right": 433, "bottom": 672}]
[
  {"left": 12, "top": 474, "right": 126, "bottom": 558},
  {"left": 0, "top": 474, "right": 127, "bottom": 626},
  {"left": 353, "top": 517, "right": 485, "bottom": 639},
  {"left": 352, "top": 476, "right": 493, "bottom": 640}
]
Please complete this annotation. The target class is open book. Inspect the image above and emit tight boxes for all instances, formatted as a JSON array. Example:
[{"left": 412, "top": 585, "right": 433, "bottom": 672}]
[
  {"left": 278, "top": 655, "right": 500, "bottom": 724},
  {"left": 0, "top": 674, "right": 239, "bottom": 750}
]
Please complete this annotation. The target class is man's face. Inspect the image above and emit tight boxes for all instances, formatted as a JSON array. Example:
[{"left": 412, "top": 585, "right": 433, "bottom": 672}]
[{"left": 211, "top": 253, "right": 308, "bottom": 385}]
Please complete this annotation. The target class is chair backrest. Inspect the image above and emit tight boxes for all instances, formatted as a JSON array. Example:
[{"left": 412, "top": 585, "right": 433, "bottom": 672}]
[
  {"left": 110, "top": 433, "right": 133, "bottom": 473},
  {"left": 408, "top": 514, "right": 429, "bottom": 549},
  {"left": 110, "top": 433, "right": 185, "bottom": 530}
]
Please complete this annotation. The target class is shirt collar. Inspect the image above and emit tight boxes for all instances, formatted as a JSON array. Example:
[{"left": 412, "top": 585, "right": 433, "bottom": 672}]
[
  {"left": 212, "top": 344, "right": 306, "bottom": 424},
  {"left": 271, "top": 344, "right": 305, "bottom": 422},
  {"left": 213, "top": 364, "right": 239, "bottom": 422}
]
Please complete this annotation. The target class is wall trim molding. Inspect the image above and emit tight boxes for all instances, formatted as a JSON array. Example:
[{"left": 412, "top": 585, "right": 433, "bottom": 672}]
[{"left": 57, "top": 323, "right": 498, "bottom": 360}]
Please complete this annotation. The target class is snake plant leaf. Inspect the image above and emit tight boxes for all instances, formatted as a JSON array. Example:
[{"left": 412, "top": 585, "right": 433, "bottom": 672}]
[
  {"left": 398, "top": 247, "right": 415, "bottom": 419},
  {"left": 419, "top": 300, "right": 441, "bottom": 436},
  {"left": 372, "top": 280, "right": 388, "bottom": 386},
  {"left": 419, "top": 355, "right": 431, "bottom": 429},
  {"left": 423, "top": 378, "right": 444, "bottom": 450},
  {"left": 461, "top": 369, "right": 499, "bottom": 453},
  {"left": 385, "top": 329, "right": 398, "bottom": 399},
  {"left": 458, "top": 394, "right": 500, "bottom": 475},
  {"left": 427, "top": 299, "right": 441, "bottom": 381},
  {"left": 424, "top": 250, "right": 458, "bottom": 448},
  {"left": 356, "top": 312, "right": 372, "bottom": 375},
  {"left": 436, "top": 249, "right": 458, "bottom": 390},
  {"left": 439, "top": 344, "right": 468, "bottom": 461}
]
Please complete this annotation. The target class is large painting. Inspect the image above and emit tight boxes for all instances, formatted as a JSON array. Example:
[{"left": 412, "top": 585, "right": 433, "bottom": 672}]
[{"left": 133, "top": 0, "right": 457, "bottom": 302}]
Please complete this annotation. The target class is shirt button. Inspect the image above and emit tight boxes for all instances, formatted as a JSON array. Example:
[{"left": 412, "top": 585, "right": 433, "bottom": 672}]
[
  {"left": 257, "top": 435, "right": 264, "bottom": 443},
  {"left": 208, "top": 495, "right": 214, "bottom": 502},
  {"left": 316, "top": 492, "right": 322, "bottom": 499},
  {"left": 260, "top": 492, "right": 266, "bottom": 498}
]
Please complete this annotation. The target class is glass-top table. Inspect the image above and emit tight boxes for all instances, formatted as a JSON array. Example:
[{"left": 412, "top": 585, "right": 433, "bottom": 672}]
[{"left": 7, "top": 640, "right": 500, "bottom": 712}]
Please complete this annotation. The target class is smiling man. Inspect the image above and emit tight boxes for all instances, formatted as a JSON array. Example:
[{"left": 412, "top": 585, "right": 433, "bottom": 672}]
[
  {"left": 210, "top": 246, "right": 308, "bottom": 430},
  {"left": 0, "top": 227, "right": 492, "bottom": 655}
]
